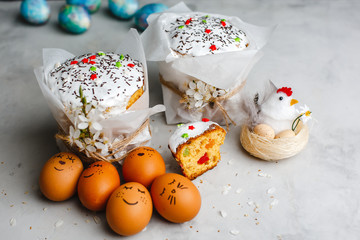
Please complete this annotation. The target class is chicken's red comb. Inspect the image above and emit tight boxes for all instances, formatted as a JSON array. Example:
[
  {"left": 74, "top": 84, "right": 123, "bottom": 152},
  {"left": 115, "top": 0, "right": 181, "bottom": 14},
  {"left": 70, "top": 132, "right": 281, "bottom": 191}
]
[{"left": 277, "top": 87, "right": 293, "bottom": 96}]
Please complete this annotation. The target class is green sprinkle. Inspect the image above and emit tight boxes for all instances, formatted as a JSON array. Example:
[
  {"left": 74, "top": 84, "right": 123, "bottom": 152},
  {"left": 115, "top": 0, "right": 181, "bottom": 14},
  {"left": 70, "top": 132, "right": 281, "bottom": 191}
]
[
  {"left": 97, "top": 52, "right": 105, "bottom": 56},
  {"left": 120, "top": 54, "right": 124, "bottom": 60},
  {"left": 202, "top": 20, "right": 207, "bottom": 23},
  {"left": 221, "top": 19, "right": 226, "bottom": 22},
  {"left": 205, "top": 15, "right": 209, "bottom": 18},
  {"left": 183, "top": 147, "right": 190, "bottom": 157},
  {"left": 181, "top": 133, "right": 189, "bottom": 138},
  {"left": 177, "top": 123, "right": 184, "bottom": 128},
  {"left": 116, "top": 62, "right": 122, "bottom": 68},
  {"left": 178, "top": 25, "right": 185, "bottom": 29},
  {"left": 235, "top": 37, "right": 241, "bottom": 42},
  {"left": 90, "top": 66, "right": 97, "bottom": 71}
]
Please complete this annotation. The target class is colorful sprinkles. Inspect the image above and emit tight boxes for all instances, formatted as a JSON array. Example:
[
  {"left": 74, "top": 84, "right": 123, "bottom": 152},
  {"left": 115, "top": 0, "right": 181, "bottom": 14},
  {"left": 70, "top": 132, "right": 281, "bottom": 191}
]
[
  {"left": 164, "top": 14, "right": 249, "bottom": 56},
  {"left": 48, "top": 52, "right": 145, "bottom": 112}
]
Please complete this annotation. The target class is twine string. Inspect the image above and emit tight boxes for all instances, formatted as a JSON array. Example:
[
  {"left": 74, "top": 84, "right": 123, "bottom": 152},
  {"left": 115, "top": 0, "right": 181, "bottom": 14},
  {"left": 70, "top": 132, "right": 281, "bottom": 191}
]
[
  {"left": 55, "top": 119, "right": 150, "bottom": 163},
  {"left": 159, "top": 75, "right": 245, "bottom": 130}
]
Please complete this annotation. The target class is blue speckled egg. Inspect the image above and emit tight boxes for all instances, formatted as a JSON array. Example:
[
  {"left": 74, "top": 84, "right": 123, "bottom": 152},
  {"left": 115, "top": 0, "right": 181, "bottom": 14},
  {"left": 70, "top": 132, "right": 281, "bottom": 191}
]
[
  {"left": 66, "top": 0, "right": 101, "bottom": 14},
  {"left": 134, "top": 3, "right": 168, "bottom": 31},
  {"left": 108, "top": 0, "right": 138, "bottom": 20},
  {"left": 20, "top": 0, "right": 50, "bottom": 25},
  {"left": 58, "top": 5, "right": 91, "bottom": 34}
]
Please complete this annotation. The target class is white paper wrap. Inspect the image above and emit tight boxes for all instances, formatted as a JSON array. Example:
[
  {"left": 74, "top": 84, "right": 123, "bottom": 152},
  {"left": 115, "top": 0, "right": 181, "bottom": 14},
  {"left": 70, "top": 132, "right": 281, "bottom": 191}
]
[
  {"left": 141, "top": 2, "right": 275, "bottom": 125},
  {"left": 34, "top": 29, "right": 165, "bottom": 162}
]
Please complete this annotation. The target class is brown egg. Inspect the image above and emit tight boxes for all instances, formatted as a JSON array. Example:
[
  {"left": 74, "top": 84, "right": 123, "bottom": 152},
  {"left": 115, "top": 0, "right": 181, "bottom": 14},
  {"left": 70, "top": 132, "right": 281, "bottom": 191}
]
[
  {"left": 106, "top": 182, "right": 152, "bottom": 236},
  {"left": 151, "top": 173, "right": 201, "bottom": 223},
  {"left": 275, "top": 129, "right": 296, "bottom": 139},
  {"left": 77, "top": 161, "right": 120, "bottom": 211},
  {"left": 122, "top": 147, "right": 166, "bottom": 188},
  {"left": 39, "top": 152, "right": 83, "bottom": 201},
  {"left": 253, "top": 124, "right": 275, "bottom": 139}
]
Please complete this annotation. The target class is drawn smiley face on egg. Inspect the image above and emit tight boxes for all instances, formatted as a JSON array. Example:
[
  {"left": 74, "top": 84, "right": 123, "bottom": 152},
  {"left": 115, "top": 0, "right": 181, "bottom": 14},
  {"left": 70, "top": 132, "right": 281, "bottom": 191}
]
[
  {"left": 49, "top": 152, "right": 79, "bottom": 172},
  {"left": 151, "top": 173, "right": 201, "bottom": 223},
  {"left": 39, "top": 152, "right": 83, "bottom": 201},
  {"left": 77, "top": 161, "right": 120, "bottom": 211},
  {"left": 106, "top": 182, "right": 152, "bottom": 236}
]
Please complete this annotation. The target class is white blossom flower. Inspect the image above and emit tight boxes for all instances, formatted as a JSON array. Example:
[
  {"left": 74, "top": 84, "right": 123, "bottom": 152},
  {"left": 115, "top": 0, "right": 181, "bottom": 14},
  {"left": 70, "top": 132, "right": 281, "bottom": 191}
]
[
  {"left": 184, "top": 79, "right": 228, "bottom": 109},
  {"left": 69, "top": 126, "right": 80, "bottom": 145},
  {"left": 297, "top": 104, "right": 312, "bottom": 123}
]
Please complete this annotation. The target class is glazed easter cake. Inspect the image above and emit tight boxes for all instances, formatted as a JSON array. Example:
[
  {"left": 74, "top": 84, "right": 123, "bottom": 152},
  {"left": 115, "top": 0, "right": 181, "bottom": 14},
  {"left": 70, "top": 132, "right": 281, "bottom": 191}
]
[
  {"left": 142, "top": 4, "right": 273, "bottom": 125},
  {"left": 47, "top": 52, "right": 145, "bottom": 116},
  {"left": 164, "top": 14, "right": 250, "bottom": 58},
  {"left": 169, "top": 118, "right": 226, "bottom": 180}
]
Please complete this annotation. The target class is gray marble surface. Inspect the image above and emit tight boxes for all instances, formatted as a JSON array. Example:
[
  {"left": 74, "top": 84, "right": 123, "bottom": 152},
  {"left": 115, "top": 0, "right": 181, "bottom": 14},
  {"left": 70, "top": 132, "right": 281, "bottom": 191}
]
[{"left": 1, "top": 0, "right": 359, "bottom": 239}]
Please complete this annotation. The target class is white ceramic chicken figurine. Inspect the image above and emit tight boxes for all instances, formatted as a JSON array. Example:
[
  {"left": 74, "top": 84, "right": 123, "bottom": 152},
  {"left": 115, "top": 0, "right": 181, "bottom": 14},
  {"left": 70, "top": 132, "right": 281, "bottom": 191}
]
[{"left": 257, "top": 86, "right": 298, "bottom": 134}]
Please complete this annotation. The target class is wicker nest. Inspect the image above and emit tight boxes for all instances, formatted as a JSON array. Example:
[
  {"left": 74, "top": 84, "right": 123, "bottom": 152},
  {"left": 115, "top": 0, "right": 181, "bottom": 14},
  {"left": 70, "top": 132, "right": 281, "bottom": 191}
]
[{"left": 240, "top": 123, "right": 309, "bottom": 161}]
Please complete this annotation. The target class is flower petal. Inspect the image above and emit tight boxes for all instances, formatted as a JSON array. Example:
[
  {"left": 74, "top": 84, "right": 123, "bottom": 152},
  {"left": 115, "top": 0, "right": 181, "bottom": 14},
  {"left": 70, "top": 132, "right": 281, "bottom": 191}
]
[{"left": 78, "top": 122, "right": 89, "bottom": 130}]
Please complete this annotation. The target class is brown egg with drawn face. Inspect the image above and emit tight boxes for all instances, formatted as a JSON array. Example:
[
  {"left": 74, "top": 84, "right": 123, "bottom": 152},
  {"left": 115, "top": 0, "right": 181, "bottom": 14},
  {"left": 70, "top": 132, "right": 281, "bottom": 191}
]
[
  {"left": 122, "top": 147, "right": 166, "bottom": 188},
  {"left": 151, "top": 173, "right": 201, "bottom": 223},
  {"left": 39, "top": 152, "right": 83, "bottom": 201},
  {"left": 77, "top": 161, "right": 120, "bottom": 211},
  {"left": 106, "top": 182, "right": 152, "bottom": 236}
]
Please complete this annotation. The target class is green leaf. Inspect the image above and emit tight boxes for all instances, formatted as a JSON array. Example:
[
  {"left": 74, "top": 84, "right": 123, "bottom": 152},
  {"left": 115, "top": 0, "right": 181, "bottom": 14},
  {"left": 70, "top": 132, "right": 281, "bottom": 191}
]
[
  {"left": 116, "top": 62, "right": 122, "bottom": 68},
  {"left": 90, "top": 66, "right": 97, "bottom": 71},
  {"left": 178, "top": 25, "right": 185, "bottom": 29},
  {"left": 181, "top": 133, "right": 189, "bottom": 138},
  {"left": 120, "top": 54, "right": 124, "bottom": 60}
]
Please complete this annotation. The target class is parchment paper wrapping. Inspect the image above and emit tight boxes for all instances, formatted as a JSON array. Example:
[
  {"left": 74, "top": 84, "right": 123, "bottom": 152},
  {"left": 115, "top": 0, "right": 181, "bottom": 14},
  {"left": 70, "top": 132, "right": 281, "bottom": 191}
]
[
  {"left": 34, "top": 29, "right": 165, "bottom": 163},
  {"left": 141, "top": 2, "right": 275, "bottom": 125}
]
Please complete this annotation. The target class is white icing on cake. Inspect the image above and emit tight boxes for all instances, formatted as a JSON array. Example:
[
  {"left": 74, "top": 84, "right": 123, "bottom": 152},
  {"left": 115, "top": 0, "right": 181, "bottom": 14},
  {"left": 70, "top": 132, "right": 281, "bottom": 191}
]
[
  {"left": 164, "top": 14, "right": 249, "bottom": 57},
  {"left": 168, "top": 120, "right": 220, "bottom": 152},
  {"left": 47, "top": 52, "right": 144, "bottom": 114}
]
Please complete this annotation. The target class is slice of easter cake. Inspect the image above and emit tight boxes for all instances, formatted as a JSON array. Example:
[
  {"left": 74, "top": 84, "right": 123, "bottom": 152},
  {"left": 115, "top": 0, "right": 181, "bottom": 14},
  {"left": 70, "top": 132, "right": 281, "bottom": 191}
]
[{"left": 168, "top": 119, "right": 226, "bottom": 180}]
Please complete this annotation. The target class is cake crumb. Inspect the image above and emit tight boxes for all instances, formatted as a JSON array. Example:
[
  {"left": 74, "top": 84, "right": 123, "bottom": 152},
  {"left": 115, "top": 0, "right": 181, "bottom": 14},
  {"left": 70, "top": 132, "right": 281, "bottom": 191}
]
[
  {"left": 190, "top": 226, "right": 193, "bottom": 228},
  {"left": 270, "top": 199, "right": 279, "bottom": 209},
  {"left": 93, "top": 216, "right": 101, "bottom": 224},
  {"left": 9, "top": 218, "right": 16, "bottom": 226},
  {"left": 244, "top": 214, "right": 248, "bottom": 217},
  {"left": 22, "top": 201, "right": 27, "bottom": 204},
  {"left": 55, "top": 219, "right": 64, "bottom": 228},
  {"left": 24, "top": 191, "right": 29, "bottom": 195},
  {"left": 222, "top": 185, "right": 231, "bottom": 195},
  {"left": 10, "top": 205, "right": 14, "bottom": 207},
  {"left": 267, "top": 187, "right": 276, "bottom": 194},
  {"left": 230, "top": 229, "right": 239, "bottom": 235},
  {"left": 43, "top": 208, "right": 48, "bottom": 211},
  {"left": 236, "top": 188, "right": 242, "bottom": 194},
  {"left": 67, "top": 208, "right": 71, "bottom": 211},
  {"left": 30, "top": 226, "right": 32, "bottom": 230},
  {"left": 220, "top": 210, "right": 227, "bottom": 218},
  {"left": 85, "top": 219, "right": 90, "bottom": 223}
]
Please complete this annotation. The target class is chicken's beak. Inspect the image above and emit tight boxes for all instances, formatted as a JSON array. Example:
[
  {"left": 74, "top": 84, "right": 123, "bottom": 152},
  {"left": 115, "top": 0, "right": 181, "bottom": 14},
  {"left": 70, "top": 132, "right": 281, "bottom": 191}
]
[{"left": 290, "top": 99, "right": 299, "bottom": 106}]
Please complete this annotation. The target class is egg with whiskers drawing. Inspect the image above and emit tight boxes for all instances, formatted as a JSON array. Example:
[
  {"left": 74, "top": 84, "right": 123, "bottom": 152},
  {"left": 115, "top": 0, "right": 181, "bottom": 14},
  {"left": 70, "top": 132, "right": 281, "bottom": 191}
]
[{"left": 151, "top": 173, "right": 201, "bottom": 223}]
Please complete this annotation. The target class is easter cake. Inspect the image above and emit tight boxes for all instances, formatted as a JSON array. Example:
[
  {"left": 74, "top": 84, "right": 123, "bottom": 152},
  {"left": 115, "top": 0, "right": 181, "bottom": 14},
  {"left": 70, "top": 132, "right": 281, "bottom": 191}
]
[
  {"left": 47, "top": 52, "right": 145, "bottom": 116},
  {"left": 141, "top": 3, "right": 274, "bottom": 125},
  {"left": 164, "top": 14, "right": 250, "bottom": 58},
  {"left": 168, "top": 119, "right": 226, "bottom": 180}
]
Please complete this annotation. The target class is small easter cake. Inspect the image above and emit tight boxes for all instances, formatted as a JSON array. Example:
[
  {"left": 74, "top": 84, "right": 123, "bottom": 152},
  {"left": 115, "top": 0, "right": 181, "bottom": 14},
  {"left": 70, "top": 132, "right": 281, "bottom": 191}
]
[
  {"left": 169, "top": 118, "right": 226, "bottom": 180},
  {"left": 47, "top": 52, "right": 145, "bottom": 115}
]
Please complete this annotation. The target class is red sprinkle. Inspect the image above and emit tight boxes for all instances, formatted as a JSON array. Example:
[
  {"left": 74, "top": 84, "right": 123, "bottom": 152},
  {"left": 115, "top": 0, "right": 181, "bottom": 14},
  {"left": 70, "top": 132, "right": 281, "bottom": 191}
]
[
  {"left": 197, "top": 152, "right": 209, "bottom": 165},
  {"left": 70, "top": 60, "right": 78, "bottom": 65},
  {"left": 210, "top": 45, "right": 217, "bottom": 51},
  {"left": 185, "top": 18, "right": 192, "bottom": 25},
  {"left": 205, "top": 29, "right": 211, "bottom": 34},
  {"left": 127, "top": 63, "right": 135, "bottom": 68},
  {"left": 202, "top": 118, "right": 209, "bottom": 122},
  {"left": 188, "top": 125, "right": 195, "bottom": 130},
  {"left": 221, "top": 21, "right": 226, "bottom": 27},
  {"left": 89, "top": 61, "right": 96, "bottom": 64},
  {"left": 90, "top": 74, "right": 97, "bottom": 80},
  {"left": 89, "top": 55, "right": 96, "bottom": 60},
  {"left": 82, "top": 58, "right": 88, "bottom": 63}
]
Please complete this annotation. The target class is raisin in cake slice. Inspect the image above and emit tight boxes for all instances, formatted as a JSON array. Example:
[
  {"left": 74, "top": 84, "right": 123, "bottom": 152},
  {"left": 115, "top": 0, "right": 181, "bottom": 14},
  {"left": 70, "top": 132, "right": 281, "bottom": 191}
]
[{"left": 168, "top": 119, "right": 226, "bottom": 180}]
